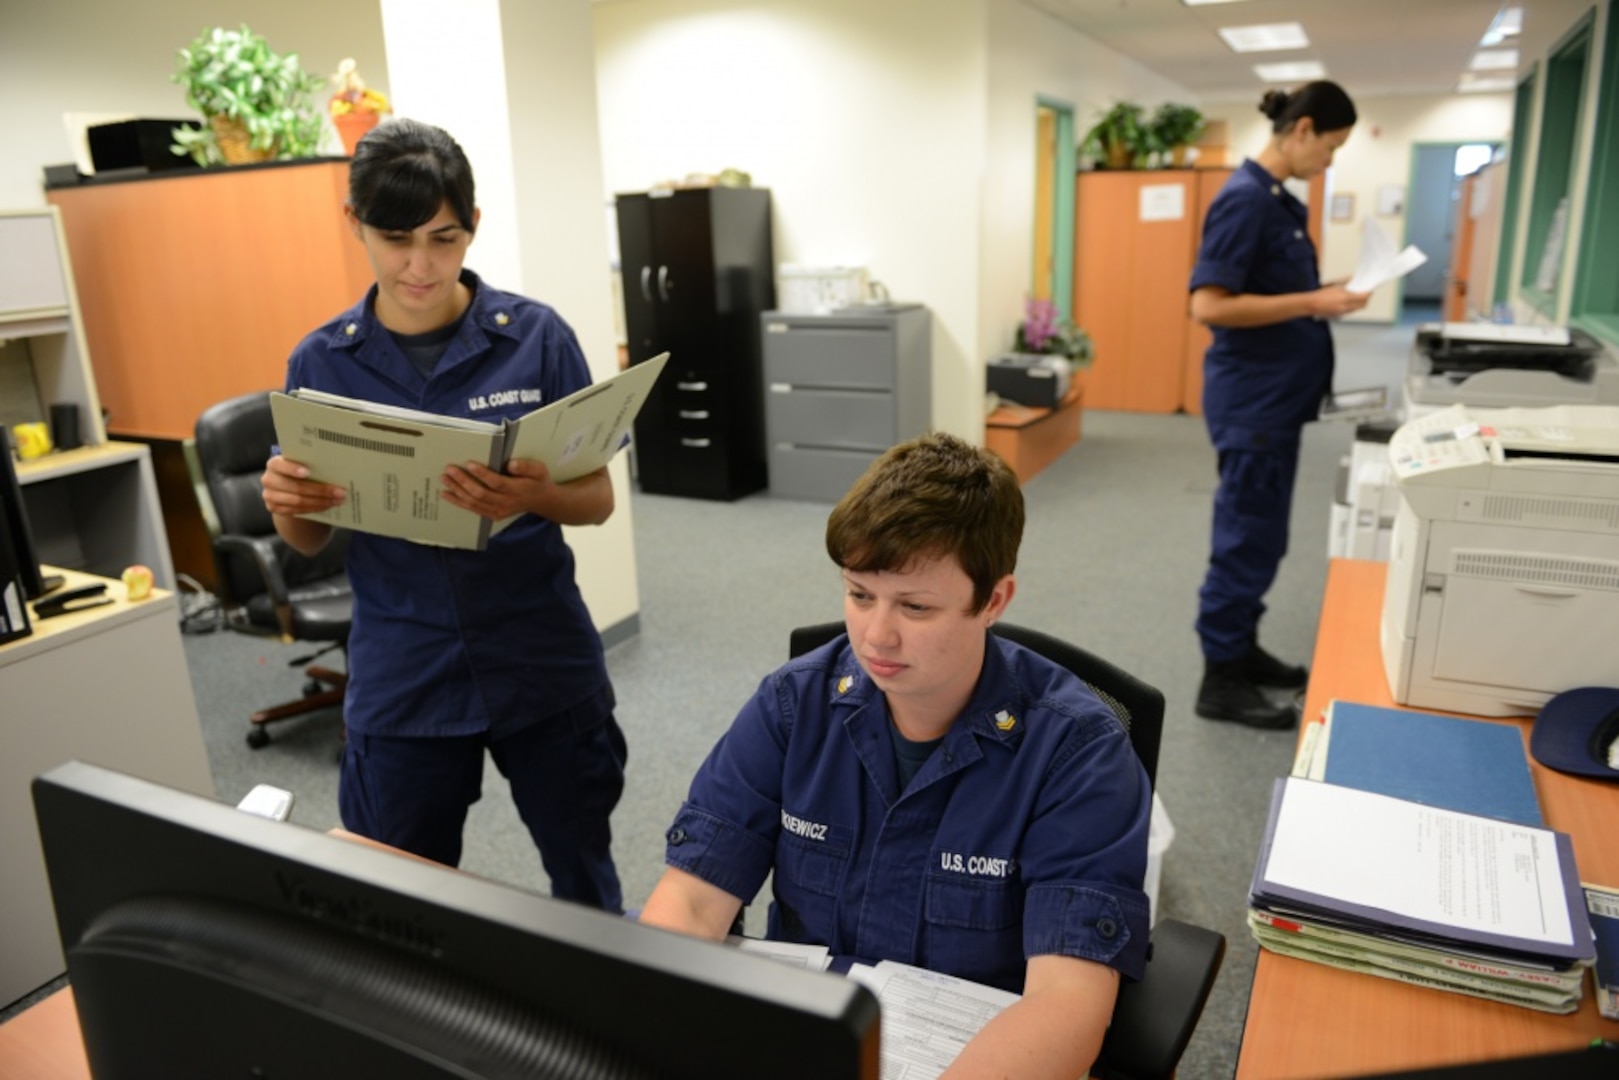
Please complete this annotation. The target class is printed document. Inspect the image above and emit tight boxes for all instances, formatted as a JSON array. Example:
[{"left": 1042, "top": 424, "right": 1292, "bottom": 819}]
[
  {"left": 1346, "top": 217, "right": 1428, "bottom": 294},
  {"left": 1262, "top": 779, "right": 1574, "bottom": 946},
  {"left": 847, "top": 960, "right": 1018, "bottom": 1079}
]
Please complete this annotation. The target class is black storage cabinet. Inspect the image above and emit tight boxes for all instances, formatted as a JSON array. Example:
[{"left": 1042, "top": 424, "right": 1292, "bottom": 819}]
[{"left": 616, "top": 187, "right": 774, "bottom": 500}]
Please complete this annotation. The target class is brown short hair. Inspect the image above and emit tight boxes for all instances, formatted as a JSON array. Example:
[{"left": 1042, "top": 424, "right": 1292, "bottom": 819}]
[{"left": 825, "top": 432, "right": 1023, "bottom": 613}]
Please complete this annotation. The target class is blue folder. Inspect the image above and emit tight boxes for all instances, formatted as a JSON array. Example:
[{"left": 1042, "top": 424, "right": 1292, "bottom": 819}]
[{"left": 1318, "top": 701, "right": 1543, "bottom": 827}]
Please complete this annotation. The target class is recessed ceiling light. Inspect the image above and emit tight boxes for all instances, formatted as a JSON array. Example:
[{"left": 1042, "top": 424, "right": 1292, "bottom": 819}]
[
  {"left": 1219, "top": 23, "right": 1311, "bottom": 53},
  {"left": 1470, "top": 49, "right": 1519, "bottom": 71},
  {"left": 1480, "top": 6, "right": 1523, "bottom": 47},
  {"left": 1457, "top": 73, "right": 1516, "bottom": 93},
  {"left": 1182, "top": 0, "right": 1251, "bottom": 6},
  {"left": 1254, "top": 61, "right": 1327, "bottom": 82}
]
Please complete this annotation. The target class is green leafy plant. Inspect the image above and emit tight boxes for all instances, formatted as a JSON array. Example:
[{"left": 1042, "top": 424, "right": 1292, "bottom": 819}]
[
  {"left": 170, "top": 25, "right": 325, "bottom": 165},
  {"left": 1148, "top": 103, "right": 1206, "bottom": 161},
  {"left": 1015, "top": 298, "right": 1094, "bottom": 366},
  {"left": 1081, "top": 101, "right": 1148, "bottom": 170}
]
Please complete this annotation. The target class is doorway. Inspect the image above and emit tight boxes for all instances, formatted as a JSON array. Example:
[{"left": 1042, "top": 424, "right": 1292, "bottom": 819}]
[
  {"left": 1400, "top": 142, "right": 1496, "bottom": 324},
  {"left": 1033, "top": 100, "right": 1075, "bottom": 315}
]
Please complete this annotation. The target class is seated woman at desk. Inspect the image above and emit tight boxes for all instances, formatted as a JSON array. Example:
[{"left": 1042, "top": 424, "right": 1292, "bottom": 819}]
[{"left": 639, "top": 432, "right": 1151, "bottom": 1079}]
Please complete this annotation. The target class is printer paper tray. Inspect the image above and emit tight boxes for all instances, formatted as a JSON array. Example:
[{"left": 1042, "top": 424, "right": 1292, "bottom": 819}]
[{"left": 1433, "top": 577, "right": 1619, "bottom": 693}]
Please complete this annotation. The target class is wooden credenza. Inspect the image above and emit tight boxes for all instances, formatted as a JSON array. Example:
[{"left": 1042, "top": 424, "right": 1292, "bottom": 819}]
[
  {"left": 45, "top": 160, "right": 375, "bottom": 585},
  {"left": 46, "top": 159, "right": 373, "bottom": 442}
]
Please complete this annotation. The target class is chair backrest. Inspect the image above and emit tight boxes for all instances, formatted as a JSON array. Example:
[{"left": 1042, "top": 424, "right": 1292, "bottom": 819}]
[
  {"left": 787, "top": 620, "right": 1163, "bottom": 787},
  {"left": 191, "top": 391, "right": 349, "bottom": 607}
]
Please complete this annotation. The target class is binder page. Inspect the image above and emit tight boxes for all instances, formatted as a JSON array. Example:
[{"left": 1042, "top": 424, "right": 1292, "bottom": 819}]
[
  {"left": 1263, "top": 778, "right": 1574, "bottom": 946},
  {"left": 847, "top": 960, "right": 1018, "bottom": 1079},
  {"left": 504, "top": 352, "right": 669, "bottom": 483}
]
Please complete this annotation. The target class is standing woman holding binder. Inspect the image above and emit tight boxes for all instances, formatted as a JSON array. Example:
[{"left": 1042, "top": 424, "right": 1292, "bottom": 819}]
[
  {"left": 1188, "top": 82, "right": 1370, "bottom": 730},
  {"left": 259, "top": 119, "right": 628, "bottom": 911}
]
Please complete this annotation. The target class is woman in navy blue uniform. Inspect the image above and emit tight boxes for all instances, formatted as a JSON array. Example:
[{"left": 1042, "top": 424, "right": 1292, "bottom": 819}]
[
  {"left": 641, "top": 433, "right": 1151, "bottom": 1078},
  {"left": 260, "top": 120, "right": 626, "bottom": 910},
  {"left": 1189, "top": 82, "right": 1369, "bottom": 729}
]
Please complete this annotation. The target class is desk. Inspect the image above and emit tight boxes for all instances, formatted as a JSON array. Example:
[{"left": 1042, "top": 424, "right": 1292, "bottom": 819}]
[
  {"left": 1235, "top": 559, "right": 1619, "bottom": 1079},
  {"left": 984, "top": 384, "right": 1084, "bottom": 484},
  {"left": 0, "top": 567, "right": 212, "bottom": 1008}
]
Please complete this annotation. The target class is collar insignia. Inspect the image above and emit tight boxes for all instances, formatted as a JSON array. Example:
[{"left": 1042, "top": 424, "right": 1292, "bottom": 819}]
[{"left": 994, "top": 709, "right": 1016, "bottom": 732}]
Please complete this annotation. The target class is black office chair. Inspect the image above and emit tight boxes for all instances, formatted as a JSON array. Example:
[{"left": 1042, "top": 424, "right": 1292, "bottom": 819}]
[
  {"left": 789, "top": 620, "right": 1226, "bottom": 1080},
  {"left": 190, "top": 391, "right": 353, "bottom": 749}
]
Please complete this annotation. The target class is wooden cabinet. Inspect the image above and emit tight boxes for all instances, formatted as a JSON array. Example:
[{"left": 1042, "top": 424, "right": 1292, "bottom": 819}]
[
  {"left": 1181, "top": 168, "right": 1234, "bottom": 416},
  {"left": 1, "top": 208, "right": 174, "bottom": 587},
  {"left": 45, "top": 160, "right": 373, "bottom": 441},
  {"left": 616, "top": 187, "right": 774, "bottom": 501}
]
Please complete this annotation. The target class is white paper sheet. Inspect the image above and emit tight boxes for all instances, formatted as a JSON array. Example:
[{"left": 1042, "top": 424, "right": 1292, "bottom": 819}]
[
  {"left": 1262, "top": 778, "right": 1574, "bottom": 947},
  {"left": 846, "top": 961, "right": 1019, "bottom": 1079},
  {"left": 724, "top": 936, "right": 832, "bottom": 970},
  {"left": 1346, "top": 217, "right": 1428, "bottom": 294}
]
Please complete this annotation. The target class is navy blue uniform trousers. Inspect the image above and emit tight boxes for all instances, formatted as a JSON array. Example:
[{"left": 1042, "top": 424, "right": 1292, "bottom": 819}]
[{"left": 1196, "top": 432, "right": 1300, "bottom": 663}]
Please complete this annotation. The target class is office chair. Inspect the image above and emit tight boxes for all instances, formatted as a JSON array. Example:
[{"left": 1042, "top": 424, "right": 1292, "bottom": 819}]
[
  {"left": 789, "top": 620, "right": 1226, "bottom": 1080},
  {"left": 190, "top": 391, "right": 353, "bottom": 750}
]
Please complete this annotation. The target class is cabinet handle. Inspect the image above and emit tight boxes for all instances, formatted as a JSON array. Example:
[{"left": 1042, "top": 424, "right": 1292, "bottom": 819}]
[
  {"left": 681, "top": 437, "right": 712, "bottom": 448},
  {"left": 639, "top": 265, "right": 653, "bottom": 302},
  {"left": 678, "top": 410, "right": 710, "bottom": 420},
  {"left": 657, "top": 265, "right": 672, "bottom": 301},
  {"left": 676, "top": 381, "right": 708, "bottom": 392}
]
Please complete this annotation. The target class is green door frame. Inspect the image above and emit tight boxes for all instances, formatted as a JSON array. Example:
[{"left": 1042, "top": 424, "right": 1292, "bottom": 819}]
[{"left": 1039, "top": 98, "right": 1076, "bottom": 320}]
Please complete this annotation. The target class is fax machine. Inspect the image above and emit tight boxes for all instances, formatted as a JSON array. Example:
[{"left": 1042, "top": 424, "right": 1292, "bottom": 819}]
[
  {"left": 1405, "top": 323, "right": 1619, "bottom": 415},
  {"left": 1381, "top": 403, "right": 1619, "bottom": 717}
]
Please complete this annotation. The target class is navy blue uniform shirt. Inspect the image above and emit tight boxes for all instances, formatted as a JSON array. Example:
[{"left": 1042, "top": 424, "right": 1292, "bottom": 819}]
[
  {"left": 664, "top": 633, "right": 1152, "bottom": 993},
  {"left": 1190, "top": 159, "right": 1334, "bottom": 448},
  {"left": 285, "top": 270, "right": 611, "bottom": 740}
]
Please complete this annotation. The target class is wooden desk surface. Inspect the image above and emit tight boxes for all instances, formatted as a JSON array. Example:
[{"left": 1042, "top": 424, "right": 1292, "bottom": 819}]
[
  {"left": 1235, "top": 558, "right": 1619, "bottom": 1080},
  {"left": 0, "top": 991, "right": 86, "bottom": 1080}
]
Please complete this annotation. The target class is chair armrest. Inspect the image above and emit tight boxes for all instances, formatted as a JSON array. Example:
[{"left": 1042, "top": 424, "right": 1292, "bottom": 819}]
[
  {"left": 214, "top": 532, "right": 294, "bottom": 607},
  {"left": 1095, "top": 919, "right": 1226, "bottom": 1080}
]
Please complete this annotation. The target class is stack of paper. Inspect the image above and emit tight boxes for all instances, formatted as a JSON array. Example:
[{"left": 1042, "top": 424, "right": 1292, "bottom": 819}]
[
  {"left": 1250, "top": 777, "right": 1596, "bottom": 1013},
  {"left": 270, "top": 353, "right": 667, "bottom": 550}
]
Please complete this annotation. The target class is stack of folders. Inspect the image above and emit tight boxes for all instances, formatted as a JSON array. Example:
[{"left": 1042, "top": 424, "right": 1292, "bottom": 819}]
[{"left": 1255, "top": 701, "right": 1597, "bottom": 1013}]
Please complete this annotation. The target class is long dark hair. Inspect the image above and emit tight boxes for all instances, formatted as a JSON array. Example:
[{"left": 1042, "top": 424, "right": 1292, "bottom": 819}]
[
  {"left": 348, "top": 118, "right": 477, "bottom": 233},
  {"left": 1259, "top": 81, "right": 1357, "bottom": 135}
]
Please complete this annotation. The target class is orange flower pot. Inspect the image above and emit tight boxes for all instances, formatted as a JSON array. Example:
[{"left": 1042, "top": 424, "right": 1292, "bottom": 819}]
[{"left": 333, "top": 111, "right": 382, "bottom": 157}]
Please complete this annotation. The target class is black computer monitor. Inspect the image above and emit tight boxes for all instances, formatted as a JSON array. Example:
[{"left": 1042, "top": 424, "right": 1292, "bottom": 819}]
[
  {"left": 0, "top": 423, "right": 59, "bottom": 600},
  {"left": 32, "top": 762, "right": 880, "bottom": 1079}
]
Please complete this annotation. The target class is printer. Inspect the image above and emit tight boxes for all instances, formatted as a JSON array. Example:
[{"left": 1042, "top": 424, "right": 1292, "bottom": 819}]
[
  {"left": 1405, "top": 322, "right": 1619, "bottom": 416},
  {"left": 1381, "top": 403, "right": 1619, "bottom": 717}
]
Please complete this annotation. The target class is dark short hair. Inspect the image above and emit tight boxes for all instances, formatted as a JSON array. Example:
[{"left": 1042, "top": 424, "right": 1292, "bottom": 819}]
[
  {"left": 825, "top": 432, "right": 1024, "bottom": 614},
  {"left": 348, "top": 118, "right": 477, "bottom": 233},
  {"left": 1259, "top": 80, "right": 1358, "bottom": 136}
]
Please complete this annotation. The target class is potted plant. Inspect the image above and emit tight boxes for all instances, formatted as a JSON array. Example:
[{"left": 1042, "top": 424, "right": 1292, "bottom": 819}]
[
  {"left": 170, "top": 25, "right": 326, "bottom": 166},
  {"left": 1149, "top": 103, "right": 1206, "bottom": 167},
  {"left": 328, "top": 58, "right": 392, "bottom": 157},
  {"left": 1081, "top": 101, "right": 1148, "bottom": 170},
  {"left": 1014, "top": 297, "right": 1093, "bottom": 367}
]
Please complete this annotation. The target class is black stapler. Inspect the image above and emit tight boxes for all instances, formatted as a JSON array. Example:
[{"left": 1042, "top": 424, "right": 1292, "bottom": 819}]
[{"left": 32, "top": 582, "right": 114, "bottom": 619}]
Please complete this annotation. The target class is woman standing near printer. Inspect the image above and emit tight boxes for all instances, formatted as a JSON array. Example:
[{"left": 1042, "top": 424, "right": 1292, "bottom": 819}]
[{"left": 1188, "top": 81, "right": 1370, "bottom": 729}]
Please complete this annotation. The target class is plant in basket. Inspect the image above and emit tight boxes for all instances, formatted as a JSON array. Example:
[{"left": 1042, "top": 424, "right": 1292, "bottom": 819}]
[
  {"left": 170, "top": 25, "right": 325, "bottom": 166},
  {"left": 1015, "top": 297, "right": 1094, "bottom": 366}
]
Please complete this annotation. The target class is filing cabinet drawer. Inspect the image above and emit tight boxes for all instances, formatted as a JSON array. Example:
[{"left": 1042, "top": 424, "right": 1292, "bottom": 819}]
[
  {"left": 766, "top": 387, "right": 893, "bottom": 450},
  {"left": 762, "top": 321, "right": 896, "bottom": 390},
  {"left": 769, "top": 445, "right": 880, "bottom": 503}
]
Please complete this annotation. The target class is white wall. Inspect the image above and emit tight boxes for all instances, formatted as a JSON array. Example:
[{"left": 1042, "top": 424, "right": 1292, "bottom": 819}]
[
  {"left": 1205, "top": 93, "right": 1514, "bottom": 323},
  {"left": 593, "top": 0, "right": 990, "bottom": 439}
]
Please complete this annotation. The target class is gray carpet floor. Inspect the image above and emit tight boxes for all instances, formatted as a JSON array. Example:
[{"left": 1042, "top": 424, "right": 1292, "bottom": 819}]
[{"left": 15, "top": 319, "right": 1415, "bottom": 1076}]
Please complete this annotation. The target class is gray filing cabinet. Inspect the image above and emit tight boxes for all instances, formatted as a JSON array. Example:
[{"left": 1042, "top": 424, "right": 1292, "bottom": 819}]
[{"left": 762, "top": 304, "right": 931, "bottom": 501}]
